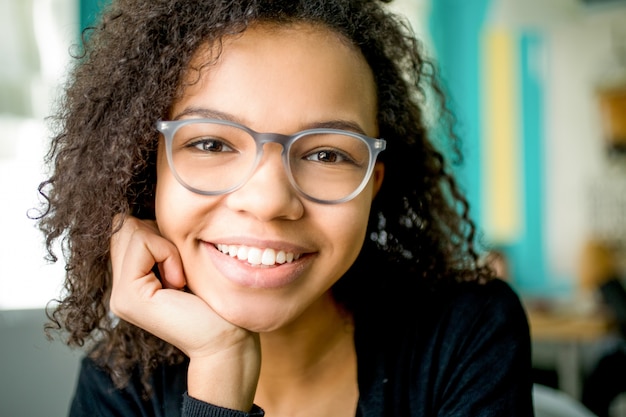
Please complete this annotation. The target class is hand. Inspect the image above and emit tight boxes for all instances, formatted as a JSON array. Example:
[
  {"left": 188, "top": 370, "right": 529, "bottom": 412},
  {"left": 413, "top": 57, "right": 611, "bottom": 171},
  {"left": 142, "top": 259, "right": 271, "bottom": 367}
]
[{"left": 109, "top": 215, "right": 260, "bottom": 410}]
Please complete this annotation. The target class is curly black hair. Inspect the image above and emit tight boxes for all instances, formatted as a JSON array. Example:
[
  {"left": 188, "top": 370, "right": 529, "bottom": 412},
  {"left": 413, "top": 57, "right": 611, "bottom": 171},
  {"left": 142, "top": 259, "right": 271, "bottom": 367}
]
[{"left": 35, "top": 0, "right": 492, "bottom": 391}]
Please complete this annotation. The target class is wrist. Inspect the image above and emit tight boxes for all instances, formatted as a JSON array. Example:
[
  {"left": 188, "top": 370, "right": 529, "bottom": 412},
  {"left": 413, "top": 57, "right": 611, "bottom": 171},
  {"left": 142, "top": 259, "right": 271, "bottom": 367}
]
[
  {"left": 183, "top": 393, "right": 264, "bottom": 416},
  {"left": 187, "top": 335, "right": 261, "bottom": 411}
]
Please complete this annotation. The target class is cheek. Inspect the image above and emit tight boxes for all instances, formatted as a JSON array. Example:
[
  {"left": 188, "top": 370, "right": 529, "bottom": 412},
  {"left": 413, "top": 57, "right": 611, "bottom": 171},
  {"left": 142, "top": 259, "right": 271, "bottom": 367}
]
[
  {"left": 155, "top": 182, "right": 175, "bottom": 236},
  {"left": 319, "top": 195, "right": 373, "bottom": 259},
  {"left": 154, "top": 151, "right": 225, "bottom": 265},
  {"left": 154, "top": 153, "right": 179, "bottom": 233},
  {"left": 337, "top": 182, "right": 378, "bottom": 254},
  {"left": 154, "top": 151, "right": 208, "bottom": 241}
]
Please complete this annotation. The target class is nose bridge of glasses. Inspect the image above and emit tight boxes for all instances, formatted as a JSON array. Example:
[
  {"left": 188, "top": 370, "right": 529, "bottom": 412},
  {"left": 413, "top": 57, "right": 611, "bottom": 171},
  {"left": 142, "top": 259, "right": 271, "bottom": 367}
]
[
  {"left": 247, "top": 132, "right": 293, "bottom": 182},
  {"left": 254, "top": 131, "right": 292, "bottom": 150}
]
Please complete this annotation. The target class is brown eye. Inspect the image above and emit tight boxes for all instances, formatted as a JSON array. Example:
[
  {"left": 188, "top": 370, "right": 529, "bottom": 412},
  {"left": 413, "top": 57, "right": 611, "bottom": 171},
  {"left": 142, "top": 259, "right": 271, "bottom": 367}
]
[
  {"left": 188, "top": 139, "right": 233, "bottom": 153},
  {"left": 314, "top": 150, "right": 338, "bottom": 163},
  {"left": 201, "top": 140, "right": 223, "bottom": 152},
  {"left": 304, "top": 148, "right": 355, "bottom": 165}
]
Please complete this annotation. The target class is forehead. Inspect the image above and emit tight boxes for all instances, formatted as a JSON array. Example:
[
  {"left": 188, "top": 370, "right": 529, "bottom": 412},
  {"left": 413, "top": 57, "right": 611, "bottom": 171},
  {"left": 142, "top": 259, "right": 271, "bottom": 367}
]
[
  {"left": 187, "top": 22, "right": 367, "bottom": 77},
  {"left": 172, "top": 23, "right": 378, "bottom": 133}
]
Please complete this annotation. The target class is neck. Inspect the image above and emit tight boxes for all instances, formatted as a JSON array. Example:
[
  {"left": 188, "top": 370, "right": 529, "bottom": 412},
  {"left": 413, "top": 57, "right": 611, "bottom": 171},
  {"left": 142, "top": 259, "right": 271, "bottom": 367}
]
[{"left": 255, "top": 291, "right": 358, "bottom": 416}]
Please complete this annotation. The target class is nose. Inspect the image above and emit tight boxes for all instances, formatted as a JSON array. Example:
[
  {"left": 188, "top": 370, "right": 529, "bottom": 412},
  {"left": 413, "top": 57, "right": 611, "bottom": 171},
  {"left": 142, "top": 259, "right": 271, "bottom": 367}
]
[{"left": 225, "top": 143, "right": 304, "bottom": 221}]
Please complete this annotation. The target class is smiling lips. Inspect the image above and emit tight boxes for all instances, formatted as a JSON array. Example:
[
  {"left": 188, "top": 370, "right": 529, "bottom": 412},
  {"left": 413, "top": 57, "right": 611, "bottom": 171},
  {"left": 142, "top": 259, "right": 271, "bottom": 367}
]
[{"left": 215, "top": 244, "right": 302, "bottom": 266}]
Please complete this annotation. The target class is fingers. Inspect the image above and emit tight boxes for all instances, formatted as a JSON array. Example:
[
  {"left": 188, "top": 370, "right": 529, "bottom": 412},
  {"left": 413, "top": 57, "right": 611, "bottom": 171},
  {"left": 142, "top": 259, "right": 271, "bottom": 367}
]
[
  {"left": 109, "top": 215, "right": 186, "bottom": 328},
  {"left": 111, "top": 215, "right": 186, "bottom": 290}
]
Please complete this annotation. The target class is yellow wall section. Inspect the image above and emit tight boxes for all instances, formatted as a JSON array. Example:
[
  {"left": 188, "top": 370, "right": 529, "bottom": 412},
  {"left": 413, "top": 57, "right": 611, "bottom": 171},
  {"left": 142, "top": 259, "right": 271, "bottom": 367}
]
[{"left": 481, "top": 28, "right": 522, "bottom": 243}]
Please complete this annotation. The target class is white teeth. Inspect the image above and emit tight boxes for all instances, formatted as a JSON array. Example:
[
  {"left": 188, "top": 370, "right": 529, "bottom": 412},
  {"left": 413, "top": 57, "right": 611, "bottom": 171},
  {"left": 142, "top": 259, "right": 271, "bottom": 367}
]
[
  {"left": 216, "top": 244, "right": 300, "bottom": 266},
  {"left": 247, "top": 247, "right": 262, "bottom": 265},
  {"left": 261, "top": 248, "right": 276, "bottom": 265},
  {"left": 237, "top": 246, "right": 249, "bottom": 261}
]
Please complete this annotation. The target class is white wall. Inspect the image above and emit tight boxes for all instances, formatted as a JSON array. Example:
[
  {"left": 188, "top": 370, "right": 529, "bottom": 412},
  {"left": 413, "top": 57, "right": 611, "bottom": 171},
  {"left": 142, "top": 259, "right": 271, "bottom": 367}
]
[
  {"left": 0, "top": 0, "right": 77, "bottom": 310},
  {"left": 541, "top": 3, "right": 626, "bottom": 283},
  {"left": 486, "top": 0, "right": 626, "bottom": 287}
]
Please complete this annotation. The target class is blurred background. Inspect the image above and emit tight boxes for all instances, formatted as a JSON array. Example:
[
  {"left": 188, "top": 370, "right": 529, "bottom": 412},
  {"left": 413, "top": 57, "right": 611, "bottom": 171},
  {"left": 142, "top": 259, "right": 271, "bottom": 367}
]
[{"left": 1, "top": 0, "right": 625, "bottom": 416}]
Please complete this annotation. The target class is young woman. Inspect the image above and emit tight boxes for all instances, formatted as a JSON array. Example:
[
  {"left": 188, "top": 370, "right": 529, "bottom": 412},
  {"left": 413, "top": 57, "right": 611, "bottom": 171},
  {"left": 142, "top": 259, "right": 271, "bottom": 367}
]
[{"left": 36, "top": 0, "right": 534, "bottom": 416}]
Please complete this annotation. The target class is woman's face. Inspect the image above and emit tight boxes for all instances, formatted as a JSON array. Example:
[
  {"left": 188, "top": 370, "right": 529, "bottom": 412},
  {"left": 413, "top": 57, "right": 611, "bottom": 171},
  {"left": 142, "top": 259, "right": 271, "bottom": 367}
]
[{"left": 155, "top": 23, "right": 383, "bottom": 332}]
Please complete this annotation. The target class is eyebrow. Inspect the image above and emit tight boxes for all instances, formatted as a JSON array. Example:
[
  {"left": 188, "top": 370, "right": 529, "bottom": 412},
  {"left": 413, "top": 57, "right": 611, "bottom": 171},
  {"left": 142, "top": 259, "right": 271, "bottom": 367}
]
[{"left": 172, "top": 106, "right": 370, "bottom": 136}]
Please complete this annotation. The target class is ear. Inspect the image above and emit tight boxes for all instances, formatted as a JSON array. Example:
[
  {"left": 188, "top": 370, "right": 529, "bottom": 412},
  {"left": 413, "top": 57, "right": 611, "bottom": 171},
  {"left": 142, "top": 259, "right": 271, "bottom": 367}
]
[{"left": 371, "top": 162, "right": 385, "bottom": 200}]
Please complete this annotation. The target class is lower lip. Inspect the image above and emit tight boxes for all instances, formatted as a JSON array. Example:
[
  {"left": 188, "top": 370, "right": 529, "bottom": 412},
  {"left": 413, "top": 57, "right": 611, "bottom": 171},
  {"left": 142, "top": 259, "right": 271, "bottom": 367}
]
[{"left": 203, "top": 242, "right": 312, "bottom": 289}]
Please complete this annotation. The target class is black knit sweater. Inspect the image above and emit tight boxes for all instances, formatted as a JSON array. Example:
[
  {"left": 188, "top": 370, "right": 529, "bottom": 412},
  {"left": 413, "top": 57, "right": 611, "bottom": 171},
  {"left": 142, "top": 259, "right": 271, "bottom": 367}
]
[{"left": 69, "top": 279, "right": 534, "bottom": 416}]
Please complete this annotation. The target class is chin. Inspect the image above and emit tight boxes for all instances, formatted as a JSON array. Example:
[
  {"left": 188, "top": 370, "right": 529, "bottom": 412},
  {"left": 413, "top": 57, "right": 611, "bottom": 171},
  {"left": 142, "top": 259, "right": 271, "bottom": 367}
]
[
  {"left": 212, "top": 301, "right": 297, "bottom": 333},
  {"left": 223, "top": 313, "right": 291, "bottom": 333}
]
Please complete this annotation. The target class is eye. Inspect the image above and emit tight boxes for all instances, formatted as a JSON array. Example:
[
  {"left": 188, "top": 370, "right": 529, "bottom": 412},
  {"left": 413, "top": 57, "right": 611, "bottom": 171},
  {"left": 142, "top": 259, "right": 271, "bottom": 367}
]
[
  {"left": 304, "top": 148, "right": 353, "bottom": 164},
  {"left": 188, "top": 138, "right": 235, "bottom": 153}
]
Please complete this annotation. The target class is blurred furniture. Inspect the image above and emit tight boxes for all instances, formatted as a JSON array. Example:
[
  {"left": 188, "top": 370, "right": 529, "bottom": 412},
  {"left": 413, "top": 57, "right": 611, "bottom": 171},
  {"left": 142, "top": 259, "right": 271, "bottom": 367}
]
[
  {"left": 0, "top": 309, "right": 82, "bottom": 417},
  {"left": 527, "top": 303, "right": 617, "bottom": 401},
  {"left": 533, "top": 383, "right": 597, "bottom": 417}
]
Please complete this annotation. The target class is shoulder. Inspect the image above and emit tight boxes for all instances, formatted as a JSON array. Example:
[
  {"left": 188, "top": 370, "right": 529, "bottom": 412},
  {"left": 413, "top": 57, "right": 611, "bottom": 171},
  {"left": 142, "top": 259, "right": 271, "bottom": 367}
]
[
  {"left": 442, "top": 278, "right": 528, "bottom": 329},
  {"left": 420, "top": 278, "right": 531, "bottom": 352},
  {"left": 69, "top": 354, "right": 188, "bottom": 417},
  {"left": 372, "top": 277, "right": 528, "bottom": 333},
  {"left": 356, "top": 277, "right": 531, "bottom": 359},
  {"left": 431, "top": 279, "right": 531, "bottom": 358},
  {"left": 69, "top": 356, "right": 132, "bottom": 416},
  {"left": 355, "top": 277, "right": 532, "bottom": 381},
  {"left": 354, "top": 279, "right": 534, "bottom": 415}
]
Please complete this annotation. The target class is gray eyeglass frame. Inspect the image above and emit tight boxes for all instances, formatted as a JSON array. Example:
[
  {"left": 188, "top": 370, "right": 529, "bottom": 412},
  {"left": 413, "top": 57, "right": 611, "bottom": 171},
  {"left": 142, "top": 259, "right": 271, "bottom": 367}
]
[{"left": 156, "top": 118, "right": 386, "bottom": 204}]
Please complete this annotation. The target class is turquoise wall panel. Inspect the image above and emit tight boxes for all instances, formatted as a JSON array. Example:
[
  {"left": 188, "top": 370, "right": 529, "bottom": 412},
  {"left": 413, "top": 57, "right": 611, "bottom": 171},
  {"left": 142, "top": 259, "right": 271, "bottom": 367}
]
[
  {"left": 429, "top": 0, "right": 490, "bottom": 232},
  {"left": 429, "top": 1, "right": 550, "bottom": 293},
  {"left": 79, "top": 0, "right": 110, "bottom": 31},
  {"left": 508, "top": 32, "right": 548, "bottom": 292}
]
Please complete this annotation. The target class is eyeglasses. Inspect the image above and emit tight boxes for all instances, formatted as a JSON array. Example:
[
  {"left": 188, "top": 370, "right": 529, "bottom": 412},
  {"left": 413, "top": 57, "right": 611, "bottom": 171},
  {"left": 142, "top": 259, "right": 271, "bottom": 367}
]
[{"left": 156, "top": 118, "right": 386, "bottom": 204}]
